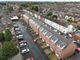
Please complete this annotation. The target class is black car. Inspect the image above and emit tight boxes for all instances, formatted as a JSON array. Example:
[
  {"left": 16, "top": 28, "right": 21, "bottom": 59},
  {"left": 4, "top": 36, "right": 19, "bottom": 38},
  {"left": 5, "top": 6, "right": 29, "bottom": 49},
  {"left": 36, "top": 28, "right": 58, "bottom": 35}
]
[{"left": 15, "top": 30, "right": 22, "bottom": 35}]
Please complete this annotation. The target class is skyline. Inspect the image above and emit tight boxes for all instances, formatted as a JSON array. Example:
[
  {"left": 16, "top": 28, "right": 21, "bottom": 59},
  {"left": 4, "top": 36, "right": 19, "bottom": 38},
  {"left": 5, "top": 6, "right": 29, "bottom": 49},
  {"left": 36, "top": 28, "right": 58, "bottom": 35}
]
[{"left": 0, "top": 0, "right": 80, "bottom": 2}]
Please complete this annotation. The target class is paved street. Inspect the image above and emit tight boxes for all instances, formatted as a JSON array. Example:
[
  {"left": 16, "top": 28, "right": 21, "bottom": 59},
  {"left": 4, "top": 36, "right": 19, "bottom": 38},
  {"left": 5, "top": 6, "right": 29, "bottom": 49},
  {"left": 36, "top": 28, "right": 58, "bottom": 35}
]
[
  {"left": 16, "top": 21, "right": 49, "bottom": 60},
  {"left": 68, "top": 53, "right": 80, "bottom": 60},
  {"left": 2, "top": 8, "right": 49, "bottom": 60},
  {"left": 10, "top": 53, "right": 22, "bottom": 60}
]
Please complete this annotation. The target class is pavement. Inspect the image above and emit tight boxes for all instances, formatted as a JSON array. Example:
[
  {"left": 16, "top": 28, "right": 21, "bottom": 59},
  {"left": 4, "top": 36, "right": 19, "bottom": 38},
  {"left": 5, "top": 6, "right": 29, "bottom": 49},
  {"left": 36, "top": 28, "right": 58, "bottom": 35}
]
[
  {"left": 15, "top": 21, "right": 49, "bottom": 60},
  {"left": 9, "top": 53, "right": 22, "bottom": 60},
  {"left": 68, "top": 53, "right": 80, "bottom": 60}
]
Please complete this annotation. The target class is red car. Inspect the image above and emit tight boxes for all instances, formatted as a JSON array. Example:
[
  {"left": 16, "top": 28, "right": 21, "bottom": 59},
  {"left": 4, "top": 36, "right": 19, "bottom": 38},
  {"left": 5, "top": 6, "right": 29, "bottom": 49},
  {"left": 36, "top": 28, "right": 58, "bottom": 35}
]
[
  {"left": 76, "top": 48, "right": 80, "bottom": 52},
  {"left": 26, "top": 57, "right": 34, "bottom": 60}
]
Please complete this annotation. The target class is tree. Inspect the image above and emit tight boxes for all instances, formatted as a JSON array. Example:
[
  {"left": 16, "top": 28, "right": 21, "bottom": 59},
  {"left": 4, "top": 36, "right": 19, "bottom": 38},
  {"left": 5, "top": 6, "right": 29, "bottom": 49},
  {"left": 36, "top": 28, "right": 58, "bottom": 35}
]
[
  {"left": 52, "top": 15, "right": 58, "bottom": 20},
  {"left": 18, "top": 6, "right": 23, "bottom": 12},
  {"left": 0, "top": 41, "right": 18, "bottom": 60},
  {"left": 20, "top": 3, "right": 28, "bottom": 8},
  {"left": 31, "top": 5, "right": 38, "bottom": 12},
  {"left": 67, "top": 18, "right": 72, "bottom": 24},
  {"left": 4, "top": 29, "right": 12, "bottom": 41},
  {"left": 0, "top": 32, "right": 4, "bottom": 43},
  {"left": 46, "top": 12, "right": 52, "bottom": 17},
  {"left": 8, "top": 6, "right": 13, "bottom": 13},
  {"left": 0, "top": 49, "right": 7, "bottom": 60}
]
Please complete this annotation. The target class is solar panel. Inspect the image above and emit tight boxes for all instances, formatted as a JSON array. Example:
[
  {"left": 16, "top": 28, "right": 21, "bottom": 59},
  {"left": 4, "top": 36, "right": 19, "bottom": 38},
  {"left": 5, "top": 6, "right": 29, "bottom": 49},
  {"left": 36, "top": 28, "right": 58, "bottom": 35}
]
[
  {"left": 46, "top": 32, "right": 53, "bottom": 38},
  {"left": 50, "top": 36, "right": 58, "bottom": 43},
  {"left": 39, "top": 27, "right": 44, "bottom": 32},
  {"left": 42, "top": 29, "right": 48, "bottom": 35},
  {"left": 57, "top": 40, "right": 67, "bottom": 49}
]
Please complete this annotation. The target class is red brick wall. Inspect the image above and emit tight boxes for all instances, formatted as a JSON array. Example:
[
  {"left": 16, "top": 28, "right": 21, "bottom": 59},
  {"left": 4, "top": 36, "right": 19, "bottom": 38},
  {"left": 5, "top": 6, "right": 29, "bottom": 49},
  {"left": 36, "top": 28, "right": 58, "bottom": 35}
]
[
  {"left": 61, "top": 42, "right": 77, "bottom": 60},
  {"left": 23, "top": 15, "right": 77, "bottom": 60},
  {"left": 72, "top": 34, "right": 80, "bottom": 41}
]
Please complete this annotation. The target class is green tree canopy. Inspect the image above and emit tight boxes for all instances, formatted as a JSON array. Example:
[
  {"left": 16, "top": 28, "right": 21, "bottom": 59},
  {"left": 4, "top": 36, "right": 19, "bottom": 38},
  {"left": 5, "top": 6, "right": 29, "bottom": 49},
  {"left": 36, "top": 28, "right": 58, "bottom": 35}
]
[
  {"left": 46, "top": 12, "right": 52, "bottom": 17},
  {"left": 20, "top": 3, "right": 28, "bottom": 7},
  {"left": 0, "top": 41, "right": 18, "bottom": 60},
  {"left": 52, "top": 15, "right": 58, "bottom": 20},
  {"left": 8, "top": 6, "right": 13, "bottom": 13},
  {"left": 31, "top": 5, "right": 39, "bottom": 12},
  {"left": 4, "top": 29, "right": 12, "bottom": 41},
  {"left": 0, "top": 32, "right": 4, "bottom": 42}
]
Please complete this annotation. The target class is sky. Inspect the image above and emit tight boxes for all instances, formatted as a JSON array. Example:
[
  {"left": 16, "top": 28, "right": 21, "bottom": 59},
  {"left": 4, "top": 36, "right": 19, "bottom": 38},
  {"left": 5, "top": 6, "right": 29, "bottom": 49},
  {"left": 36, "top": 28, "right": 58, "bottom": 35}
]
[{"left": 0, "top": 0, "right": 80, "bottom": 2}]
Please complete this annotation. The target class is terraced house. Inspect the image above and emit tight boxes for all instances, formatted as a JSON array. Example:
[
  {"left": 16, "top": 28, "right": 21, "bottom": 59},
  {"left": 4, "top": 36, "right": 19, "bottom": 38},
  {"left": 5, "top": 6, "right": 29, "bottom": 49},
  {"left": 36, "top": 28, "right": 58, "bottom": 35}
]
[{"left": 22, "top": 12, "right": 77, "bottom": 60}]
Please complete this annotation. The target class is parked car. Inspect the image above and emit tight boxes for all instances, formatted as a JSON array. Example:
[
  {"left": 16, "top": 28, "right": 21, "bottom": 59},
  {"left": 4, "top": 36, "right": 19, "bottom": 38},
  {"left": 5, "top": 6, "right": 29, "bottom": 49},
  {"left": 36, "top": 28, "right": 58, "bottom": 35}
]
[
  {"left": 13, "top": 24, "right": 18, "bottom": 28},
  {"left": 21, "top": 47, "right": 30, "bottom": 54},
  {"left": 19, "top": 40, "right": 27, "bottom": 47},
  {"left": 13, "top": 21, "right": 17, "bottom": 24},
  {"left": 15, "top": 30, "right": 22, "bottom": 35},
  {"left": 16, "top": 34, "right": 24, "bottom": 41},
  {"left": 74, "top": 41, "right": 80, "bottom": 52},
  {"left": 16, "top": 34, "right": 23, "bottom": 38},
  {"left": 14, "top": 27, "right": 20, "bottom": 31},
  {"left": 26, "top": 56, "right": 34, "bottom": 60}
]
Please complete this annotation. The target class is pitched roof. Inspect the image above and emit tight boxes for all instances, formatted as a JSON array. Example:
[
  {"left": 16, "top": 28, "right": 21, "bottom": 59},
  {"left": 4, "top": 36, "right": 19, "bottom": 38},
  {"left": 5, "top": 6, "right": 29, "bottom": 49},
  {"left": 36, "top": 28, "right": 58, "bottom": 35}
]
[{"left": 24, "top": 13, "right": 73, "bottom": 50}]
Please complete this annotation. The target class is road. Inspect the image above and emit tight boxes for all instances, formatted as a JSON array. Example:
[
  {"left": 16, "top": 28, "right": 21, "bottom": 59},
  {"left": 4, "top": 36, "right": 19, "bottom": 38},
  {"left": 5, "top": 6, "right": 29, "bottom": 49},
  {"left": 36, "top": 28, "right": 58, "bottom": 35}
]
[
  {"left": 16, "top": 21, "right": 49, "bottom": 60},
  {"left": 68, "top": 53, "right": 80, "bottom": 60},
  {"left": 10, "top": 53, "right": 22, "bottom": 60},
  {"left": 0, "top": 7, "right": 46, "bottom": 60}
]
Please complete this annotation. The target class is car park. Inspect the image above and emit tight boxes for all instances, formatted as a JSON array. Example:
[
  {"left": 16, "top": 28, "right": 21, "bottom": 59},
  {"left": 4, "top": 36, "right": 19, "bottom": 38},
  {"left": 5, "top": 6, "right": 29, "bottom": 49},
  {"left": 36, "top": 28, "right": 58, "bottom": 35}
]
[{"left": 11, "top": 16, "right": 35, "bottom": 60}]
